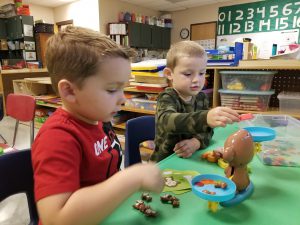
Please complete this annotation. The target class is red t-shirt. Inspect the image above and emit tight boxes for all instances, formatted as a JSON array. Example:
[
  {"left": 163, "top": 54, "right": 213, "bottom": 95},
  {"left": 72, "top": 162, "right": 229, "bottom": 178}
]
[{"left": 32, "top": 108, "right": 122, "bottom": 203}]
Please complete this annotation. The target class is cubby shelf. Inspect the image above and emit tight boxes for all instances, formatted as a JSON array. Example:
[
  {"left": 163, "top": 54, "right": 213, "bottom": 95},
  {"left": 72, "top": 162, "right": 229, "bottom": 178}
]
[{"left": 120, "top": 106, "right": 155, "bottom": 115}]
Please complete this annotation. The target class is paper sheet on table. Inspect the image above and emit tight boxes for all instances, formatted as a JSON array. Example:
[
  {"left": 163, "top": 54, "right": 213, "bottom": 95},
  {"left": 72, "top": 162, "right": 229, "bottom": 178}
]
[{"left": 162, "top": 169, "right": 199, "bottom": 195}]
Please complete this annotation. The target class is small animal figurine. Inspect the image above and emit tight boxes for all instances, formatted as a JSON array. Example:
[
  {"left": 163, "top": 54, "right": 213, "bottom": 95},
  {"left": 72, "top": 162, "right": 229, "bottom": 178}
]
[{"left": 218, "top": 129, "right": 255, "bottom": 192}]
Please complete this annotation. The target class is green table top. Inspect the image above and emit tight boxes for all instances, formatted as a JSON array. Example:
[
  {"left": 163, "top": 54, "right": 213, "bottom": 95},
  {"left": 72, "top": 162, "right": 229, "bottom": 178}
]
[{"left": 102, "top": 124, "right": 300, "bottom": 225}]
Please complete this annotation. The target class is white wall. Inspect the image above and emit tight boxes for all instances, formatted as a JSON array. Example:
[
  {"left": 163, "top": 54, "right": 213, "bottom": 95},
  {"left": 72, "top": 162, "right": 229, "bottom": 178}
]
[
  {"left": 99, "top": 0, "right": 160, "bottom": 34},
  {"left": 0, "top": 1, "right": 54, "bottom": 24},
  {"left": 0, "top": 0, "right": 13, "bottom": 6},
  {"left": 30, "top": 4, "right": 54, "bottom": 24},
  {"left": 54, "top": 0, "right": 99, "bottom": 31}
]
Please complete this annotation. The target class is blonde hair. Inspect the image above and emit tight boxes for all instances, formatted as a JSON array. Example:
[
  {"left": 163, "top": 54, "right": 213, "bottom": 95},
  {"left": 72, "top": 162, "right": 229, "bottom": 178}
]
[
  {"left": 166, "top": 40, "right": 207, "bottom": 70},
  {"left": 46, "top": 26, "right": 135, "bottom": 94}
]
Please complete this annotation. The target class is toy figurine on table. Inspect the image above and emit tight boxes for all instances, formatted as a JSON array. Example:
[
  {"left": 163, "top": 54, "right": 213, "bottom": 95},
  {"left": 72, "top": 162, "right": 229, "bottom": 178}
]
[
  {"left": 193, "top": 129, "right": 255, "bottom": 212},
  {"left": 194, "top": 124, "right": 276, "bottom": 211},
  {"left": 217, "top": 129, "right": 255, "bottom": 207}
]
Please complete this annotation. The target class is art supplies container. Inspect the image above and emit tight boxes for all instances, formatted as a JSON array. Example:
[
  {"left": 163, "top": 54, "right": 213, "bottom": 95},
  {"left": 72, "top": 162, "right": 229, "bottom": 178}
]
[
  {"left": 220, "top": 70, "right": 276, "bottom": 91},
  {"left": 238, "top": 114, "right": 300, "bottom": 167}
]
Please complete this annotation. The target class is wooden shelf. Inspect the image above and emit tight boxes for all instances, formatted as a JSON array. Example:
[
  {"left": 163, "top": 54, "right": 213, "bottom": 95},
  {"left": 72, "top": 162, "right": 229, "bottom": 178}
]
[
  {"left": 34, "top": 121, "right": 44, "bottom": 129},
  {"left": 113, "top": 122, "right": 126, "bottom": 129},
  {"left": 36, "top": 102, "right": 60, "bottom": 108},
  {"left": 120, "top": 106, "right": 155, "bottom": 114},
  {"left": 236, "top": 108, "right": 300, "bottom": 119},
  {"left": 0, "top": 68, "right": 48, "bottom": 74},
  {"left": 208, "top": 59, "right": 300, "bottom": 70},
  {"left": 124, "top": 87, "right": 162, "bottom": 94}
]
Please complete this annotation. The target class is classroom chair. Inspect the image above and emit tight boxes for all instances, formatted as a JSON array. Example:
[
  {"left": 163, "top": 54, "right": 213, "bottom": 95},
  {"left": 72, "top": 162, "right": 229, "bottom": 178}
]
[
  {"left": 125, "top": 115, "right": 155, "bottom": 167},
  {"left": 0, "top": 93, "right": 36, "bottom": 150},
  {"left": 0, "top": 149, "right": 39, "bottom": 225}
]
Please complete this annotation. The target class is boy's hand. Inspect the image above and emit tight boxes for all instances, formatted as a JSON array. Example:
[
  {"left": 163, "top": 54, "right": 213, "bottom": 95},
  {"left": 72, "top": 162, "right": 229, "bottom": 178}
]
[
  {"left": 207, "top": 107, "right": 239, "bottom": 128},
  {"left": 135, "top": 163, "right": 164, "bottom": 193},
  {"left": 173, "top": 138, "right": 200, "bottom": 158}
]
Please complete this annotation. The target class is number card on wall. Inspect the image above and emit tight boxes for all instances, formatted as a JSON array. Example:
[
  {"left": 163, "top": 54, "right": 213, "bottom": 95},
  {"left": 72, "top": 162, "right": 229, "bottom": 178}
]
[
  {"left": 218, "top": 0, "right": 300, "bottom": 36},
  {"left": 217, "top": 0, "right": 300, "bottom": 58}
]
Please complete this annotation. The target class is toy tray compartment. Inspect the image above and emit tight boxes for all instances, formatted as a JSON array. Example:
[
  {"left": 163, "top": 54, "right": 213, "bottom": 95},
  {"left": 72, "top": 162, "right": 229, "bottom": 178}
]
[
  {"left": 220, "top": 70, "right": 276, "bottom": 91},
  {"left": 191, "top": 174, "right": 236, "bottom": 202},
  {"left": 218, "top": 89, "right": 274, "bottom": 111},
  {"left": 239, "top": 114, "right": 300, "bottom": 167}
]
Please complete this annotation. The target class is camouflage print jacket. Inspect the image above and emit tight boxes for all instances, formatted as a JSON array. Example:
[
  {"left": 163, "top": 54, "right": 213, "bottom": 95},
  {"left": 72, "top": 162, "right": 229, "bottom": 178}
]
[{"left": 150, "top": 87, "right": 214, "bottom": 162}]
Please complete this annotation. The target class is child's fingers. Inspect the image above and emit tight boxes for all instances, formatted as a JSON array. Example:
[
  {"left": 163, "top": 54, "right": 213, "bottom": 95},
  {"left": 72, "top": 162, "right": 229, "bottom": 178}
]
[
  {"left": 174, "top": 145, "right": 186, "bottom": 154},
  {"left": 173, "top": 142, "right": 186, "bottom": 152},
  {"left": 219, "top": 109, "right": 240, "bottom": 122},
  {"left": 219, "top": 107, "right": 239, "bottom": 120},
  {"left": 213, "top": 119, "right": 226, "bottom": 127}
]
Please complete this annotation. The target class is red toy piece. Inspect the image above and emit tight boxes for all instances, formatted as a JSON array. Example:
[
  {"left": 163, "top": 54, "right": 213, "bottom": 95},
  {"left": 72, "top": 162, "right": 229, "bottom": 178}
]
[{"left": 239, "top": 113, "right": 254, "bottom": 121}]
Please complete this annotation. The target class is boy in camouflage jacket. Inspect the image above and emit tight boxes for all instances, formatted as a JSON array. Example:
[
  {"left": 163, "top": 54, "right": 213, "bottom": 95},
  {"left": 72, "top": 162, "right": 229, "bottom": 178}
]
[{"left": 151, "top": 41, "right": 239, "bottom": 162}]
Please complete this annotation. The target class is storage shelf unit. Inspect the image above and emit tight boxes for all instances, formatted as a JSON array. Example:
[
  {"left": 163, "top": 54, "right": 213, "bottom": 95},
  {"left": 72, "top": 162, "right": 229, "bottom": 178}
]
[
  {"left": 210, "top": 60, "right": 300, "bottom": 119},
  {"left": 3, "top": 60, "right": 300, "bottom": 130}
]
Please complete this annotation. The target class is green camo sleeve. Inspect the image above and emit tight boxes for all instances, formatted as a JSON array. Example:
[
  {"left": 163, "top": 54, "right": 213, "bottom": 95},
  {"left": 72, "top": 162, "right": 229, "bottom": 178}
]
[{"left": 156, "top": 91, "right": 211, "bottom": 135}]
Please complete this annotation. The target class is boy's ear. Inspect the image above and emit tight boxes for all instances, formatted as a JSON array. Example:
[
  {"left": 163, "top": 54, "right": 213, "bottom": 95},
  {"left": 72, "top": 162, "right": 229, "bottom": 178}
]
[
  {"left": 163, "top": 67, "right": 173, "bottom": 81},
  {"left": 58, "top": 79, "right": 76, "bottom": 103}
]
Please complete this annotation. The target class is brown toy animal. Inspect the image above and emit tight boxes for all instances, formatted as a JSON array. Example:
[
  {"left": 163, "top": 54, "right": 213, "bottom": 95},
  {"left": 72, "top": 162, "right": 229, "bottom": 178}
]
[{"left": 222, "top": 129, "right": 254, "bottom": 192}]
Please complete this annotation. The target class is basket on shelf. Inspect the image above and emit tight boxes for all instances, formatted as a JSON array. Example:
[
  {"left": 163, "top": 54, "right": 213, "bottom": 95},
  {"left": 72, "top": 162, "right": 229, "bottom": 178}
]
[{"left": 34, "top": 23, "right": 54, "bottom": 34}]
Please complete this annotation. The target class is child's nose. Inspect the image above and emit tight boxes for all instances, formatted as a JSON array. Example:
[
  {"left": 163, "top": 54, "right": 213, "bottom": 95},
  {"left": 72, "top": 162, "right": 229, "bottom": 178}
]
[
  {"left": 192, "top": 75, "right": 200, "bottom": 83},
  {"left": 118, "top": 92, "right": 126, "bottom": 105}
]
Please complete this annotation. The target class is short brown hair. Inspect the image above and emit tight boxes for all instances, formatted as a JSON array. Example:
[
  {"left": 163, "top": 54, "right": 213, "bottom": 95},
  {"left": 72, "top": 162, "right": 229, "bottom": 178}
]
[
  {"left": 46, "top": 26, "right": 135, "bottom": 94},
  {"left": 166, "top": 40, "right": 207, "bottom": 70}
]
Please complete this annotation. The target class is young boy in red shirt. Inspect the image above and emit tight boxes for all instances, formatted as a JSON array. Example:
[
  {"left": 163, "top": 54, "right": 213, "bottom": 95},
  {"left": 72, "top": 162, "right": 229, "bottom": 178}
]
[{"left": 32, "top": 26, "right": 164, "bottom": 225}]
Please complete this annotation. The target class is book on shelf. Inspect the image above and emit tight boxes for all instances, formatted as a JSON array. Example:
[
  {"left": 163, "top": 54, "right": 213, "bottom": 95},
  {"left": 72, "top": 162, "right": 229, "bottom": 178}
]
[
  {"left": 134, "top": 75, "right": 168, "bottom": 84},
  {"left": 129, "top": 82, "right": 168, "bottom": 88},
  {"left": 132, "top": 70, "right": 164, "bottom": 77},
  {"left": 131, "top": 59, "right": 166, "bottom": 71}
]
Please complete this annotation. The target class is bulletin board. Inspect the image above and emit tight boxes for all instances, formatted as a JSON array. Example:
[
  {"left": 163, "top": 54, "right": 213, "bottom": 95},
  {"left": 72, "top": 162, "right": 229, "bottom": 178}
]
[
  {"left": 217, "top": 0, "right": 300, "bottom": 58},
  {"left": 190, "top": 22, "right": 217, "bottom": 50}
]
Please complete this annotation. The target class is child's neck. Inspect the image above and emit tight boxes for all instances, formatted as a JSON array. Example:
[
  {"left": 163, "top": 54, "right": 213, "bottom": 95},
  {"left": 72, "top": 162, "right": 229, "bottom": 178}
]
[
  {"left": 173, "top": 88, "right": 192, "bottom": 102},
  {"left": 61, "top": 104, "right": 98, "bottom": 125}
]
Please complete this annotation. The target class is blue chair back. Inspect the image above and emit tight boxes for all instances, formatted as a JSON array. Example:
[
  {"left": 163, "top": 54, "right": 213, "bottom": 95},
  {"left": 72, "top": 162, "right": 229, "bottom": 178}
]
[
  {"left": 0, "top": 149, "right": 38, "bottom": 225},
  {"left": 125, "top": 116, "right": 155, "bottom": 167}
]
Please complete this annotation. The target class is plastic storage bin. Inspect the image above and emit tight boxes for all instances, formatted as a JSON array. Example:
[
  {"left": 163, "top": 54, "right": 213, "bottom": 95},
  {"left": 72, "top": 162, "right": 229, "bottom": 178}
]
[
  {"left": 218, "top": 89, "right": 274, "bottom": 111},
  {"left": 277, "top": 91, "right": 300, "bottom": 113},
  {"left": 220, "top": 70, "right": 276, "bottom": 91},
  {"left": 125, "top": 98, "right": 156, "bottom": 111},
  {"left": 238, "top": 114, "right": 300, "bottom": 167}
]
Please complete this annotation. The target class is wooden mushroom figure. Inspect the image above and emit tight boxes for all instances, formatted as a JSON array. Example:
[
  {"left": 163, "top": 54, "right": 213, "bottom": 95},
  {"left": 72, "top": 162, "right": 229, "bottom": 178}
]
[{"left": 222, "top": 129, "right": 254, "bottom": 192}]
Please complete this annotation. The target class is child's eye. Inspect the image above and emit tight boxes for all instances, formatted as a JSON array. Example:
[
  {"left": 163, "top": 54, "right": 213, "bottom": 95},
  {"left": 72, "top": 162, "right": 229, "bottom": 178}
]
[
  {"left": 183, "top": 73, "right": 191, "bottom": 76},
  {"left": 199, "top": 72, "right": 205, "bottom": 76},
  {"left": 107, "top": 89, "right": 118, "bottom": 93}
]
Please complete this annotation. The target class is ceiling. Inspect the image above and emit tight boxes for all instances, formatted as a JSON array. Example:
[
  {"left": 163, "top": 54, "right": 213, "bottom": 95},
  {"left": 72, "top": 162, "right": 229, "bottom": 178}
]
[
  {"left": 22, "top": 0, "right": 77, "bottom": 8},
  {"left": 120, "top": 0, "right": 234, "bottom": 12},
  {"left": 22, "top": 0, "right": 233, "bottom": 11}
]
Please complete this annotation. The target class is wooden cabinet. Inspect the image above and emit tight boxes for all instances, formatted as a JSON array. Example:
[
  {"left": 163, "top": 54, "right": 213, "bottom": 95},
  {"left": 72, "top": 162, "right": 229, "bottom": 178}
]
[
  {"left": 0, "top": 15, "right": 36, "bottom": 67},
  {"left": 6, "top": 15, "right": 34, "bottom": 40},
  {"left": 161, "top": 27, "right": 171, "bottom": 49},
  {"left": 0, "top": 19, "right": 6, "bottom": 39},
  {"left": 35, "top": 33, "right": 53, "bottom": 68},
  {"left": 125, "top": 22, "right": 153, "bottom": 48},
  {"left": 109, "top": 22, "right": 171, "bottom": 49},
  {"left": 151, "top": 26, "right": 171, "bottom": 49}
]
